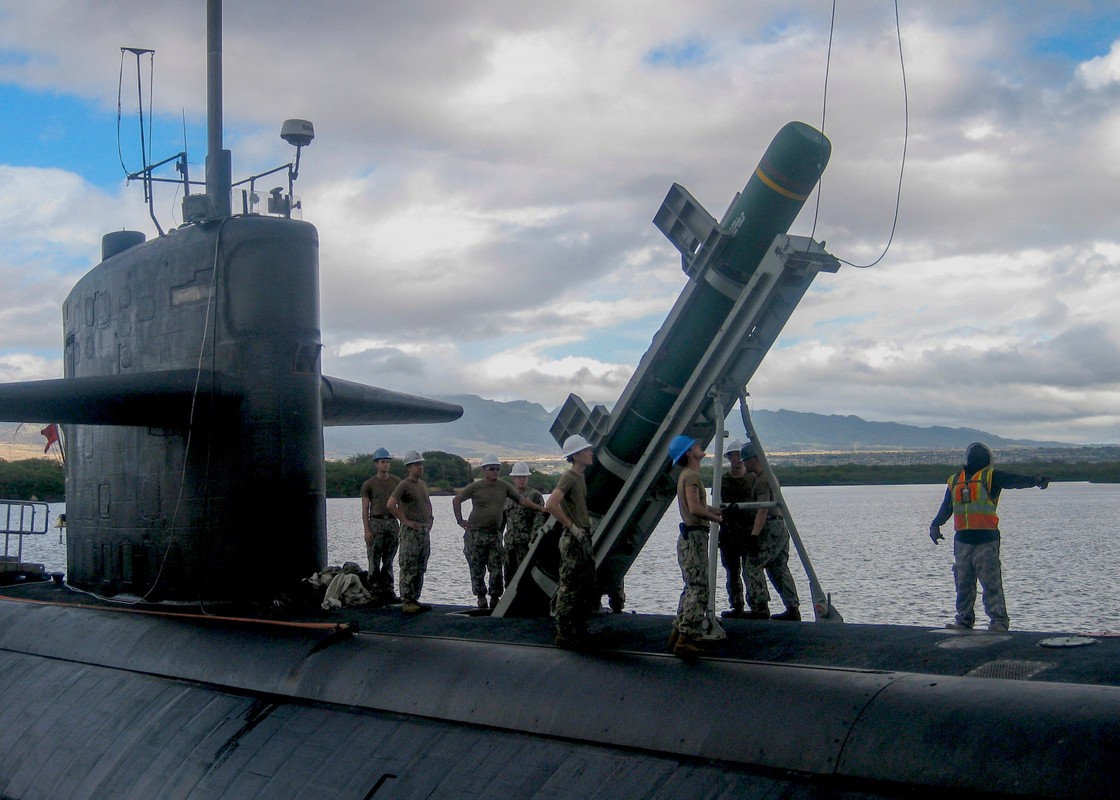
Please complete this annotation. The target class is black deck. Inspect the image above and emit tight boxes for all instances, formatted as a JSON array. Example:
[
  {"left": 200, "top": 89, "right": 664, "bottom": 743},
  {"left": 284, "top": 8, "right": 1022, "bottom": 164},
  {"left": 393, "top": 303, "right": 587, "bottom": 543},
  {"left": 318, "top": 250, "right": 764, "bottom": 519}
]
[
  {"left": 6, "top": 579, "right": 1120, "bottom": 799},
  {"left": 4, "top": 578, "right": 1118, "bottom": 688}
]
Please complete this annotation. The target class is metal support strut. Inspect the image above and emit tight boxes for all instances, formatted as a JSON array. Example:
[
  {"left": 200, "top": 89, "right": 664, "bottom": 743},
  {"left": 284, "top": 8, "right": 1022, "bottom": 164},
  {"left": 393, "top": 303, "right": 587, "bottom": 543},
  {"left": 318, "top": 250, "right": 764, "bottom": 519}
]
[
  {"left": 702, "top": 392, "right": 727, "bottom": 640},
  {"left": 738, "top": 390, "right": 843, "bottom": 622}
]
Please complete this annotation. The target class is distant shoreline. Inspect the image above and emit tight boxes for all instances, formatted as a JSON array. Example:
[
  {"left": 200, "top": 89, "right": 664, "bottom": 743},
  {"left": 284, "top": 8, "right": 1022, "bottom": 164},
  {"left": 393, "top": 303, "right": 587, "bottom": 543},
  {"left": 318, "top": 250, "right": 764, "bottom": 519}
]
[{"left": 4, "top": 456, "right": 1116, "bottom": 504}]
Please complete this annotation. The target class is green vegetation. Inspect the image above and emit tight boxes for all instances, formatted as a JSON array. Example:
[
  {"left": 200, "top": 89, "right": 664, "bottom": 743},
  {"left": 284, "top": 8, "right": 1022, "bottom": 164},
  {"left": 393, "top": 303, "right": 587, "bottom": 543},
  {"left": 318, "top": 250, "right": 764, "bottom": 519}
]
[
  {"left": 3, "top": 454, "right": 1114, "bottom": 504},
  {"left": 0, "top": 458, "right": 65, "bottom": 502},
  {"left": 324, "top": 451, "right": 561, "bottom": 497}
]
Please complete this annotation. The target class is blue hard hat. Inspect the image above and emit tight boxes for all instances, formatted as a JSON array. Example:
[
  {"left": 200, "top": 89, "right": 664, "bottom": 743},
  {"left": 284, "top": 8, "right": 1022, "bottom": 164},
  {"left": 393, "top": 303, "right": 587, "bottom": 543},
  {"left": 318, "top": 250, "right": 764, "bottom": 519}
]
[
  {"left": 373, "top": 447, "right": 391, "bottom": 460},
  {"left": 669, "top": 435, "right": 696, "bottom": 465}
]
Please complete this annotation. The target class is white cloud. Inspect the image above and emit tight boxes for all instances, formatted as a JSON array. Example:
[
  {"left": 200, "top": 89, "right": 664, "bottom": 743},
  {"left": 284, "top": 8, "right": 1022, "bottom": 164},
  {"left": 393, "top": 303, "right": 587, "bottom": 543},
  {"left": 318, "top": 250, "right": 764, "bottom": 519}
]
[
  {"left": 1, "top": 2, "right": 1119, "bottom": 443},
  {"left": 0, "top": 353, "right": 63, "bottom": 383},
  {"left": 1078, "top": 40, "right": 1120, "bottom": 89}
]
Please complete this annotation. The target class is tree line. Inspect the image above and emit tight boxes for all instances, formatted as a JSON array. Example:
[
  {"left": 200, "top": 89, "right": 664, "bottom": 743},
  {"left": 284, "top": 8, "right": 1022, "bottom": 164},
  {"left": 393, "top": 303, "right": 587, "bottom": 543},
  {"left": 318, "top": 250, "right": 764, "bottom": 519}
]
[
  {"left": 3, "top": 455, "right": 1119, "bottom": 503},
  {"left": 325, "top": 451, "right": 558, "bottom": 496},
  {"left": 0, "top": 458, "right": 66, "bottom": 502}
]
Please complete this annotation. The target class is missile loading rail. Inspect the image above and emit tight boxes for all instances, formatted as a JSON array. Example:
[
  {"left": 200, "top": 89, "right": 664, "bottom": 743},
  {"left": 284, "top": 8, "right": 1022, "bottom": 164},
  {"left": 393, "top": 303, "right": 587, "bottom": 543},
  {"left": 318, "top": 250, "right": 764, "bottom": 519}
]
[
  {"left": 589, "top": 230, "right": 839, "bottom": 608},
  {"left": 499, "top": 183, "right": 839, "bottom": 616}
]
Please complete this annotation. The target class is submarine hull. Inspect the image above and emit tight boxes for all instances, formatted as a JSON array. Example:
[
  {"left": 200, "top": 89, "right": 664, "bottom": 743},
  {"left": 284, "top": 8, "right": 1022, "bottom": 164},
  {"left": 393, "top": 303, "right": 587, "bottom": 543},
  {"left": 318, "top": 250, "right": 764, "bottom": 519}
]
[{"left": 3, "top": 592, "right": 1119, "bottom": 800}]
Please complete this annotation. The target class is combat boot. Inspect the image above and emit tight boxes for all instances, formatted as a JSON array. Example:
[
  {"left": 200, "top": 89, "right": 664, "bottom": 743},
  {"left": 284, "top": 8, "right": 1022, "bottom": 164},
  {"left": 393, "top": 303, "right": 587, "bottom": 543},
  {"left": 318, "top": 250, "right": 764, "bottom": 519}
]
[
  {"left": 672, "top": 636, "right": 705, "bottom": 659},
  {"left": 945, "top": 621, "right": 973, "bottom": 630},
  {"left": 745, "top": 605, "right": 771, "bottom": 620},
  {"left": 988, "top": 621, "right": 1009, "bottom": 632},
  {"left": 771, "top": 607, "right": 801, "bottom": 622},
  {"left": 721, "top": 605, "right": 747, "bottom": 618},
  {"left": 476, "top": 594, "right": 488, "bottom": 609},
  {"left": 555, "top": 629, "right": 587, "bottom": 649},
  {"left": 666, "top": 626, "right": 680, "bottom": 653},
  {"left": 401, "top": 601, "right": 424, "bottom": 614}
]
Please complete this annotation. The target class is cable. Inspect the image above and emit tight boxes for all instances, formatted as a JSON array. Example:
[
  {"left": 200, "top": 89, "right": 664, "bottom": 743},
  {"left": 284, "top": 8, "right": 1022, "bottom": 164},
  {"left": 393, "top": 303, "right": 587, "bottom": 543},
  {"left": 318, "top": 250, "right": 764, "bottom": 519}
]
[
  {"left": 809, "top": 2, "right": 837, "bottom": 244},
  {"left": 814, "top": 0, "right": 909, "bottom": 270},
  {"left": 116, "top": 52, "right": 129, "bottom": 177},
  {"left": 138, "top": 218, "right": 229, "bottom": 606}
]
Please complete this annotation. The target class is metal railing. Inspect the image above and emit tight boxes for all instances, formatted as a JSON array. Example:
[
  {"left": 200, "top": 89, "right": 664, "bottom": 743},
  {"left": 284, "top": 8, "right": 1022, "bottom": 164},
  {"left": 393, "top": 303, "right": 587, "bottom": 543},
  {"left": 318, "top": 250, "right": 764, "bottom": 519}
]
[{"left": 1, "top": 500, "right": 50, "bottom": 569}]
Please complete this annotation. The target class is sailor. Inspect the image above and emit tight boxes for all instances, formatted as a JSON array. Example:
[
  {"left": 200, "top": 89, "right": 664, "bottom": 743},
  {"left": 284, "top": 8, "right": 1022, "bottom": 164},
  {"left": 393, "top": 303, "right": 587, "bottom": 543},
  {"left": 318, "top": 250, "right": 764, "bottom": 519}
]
[
  {"left": 503, "top": 461, "right": 547, "bottom": 585},
  {"left": 929, "top": 442, "right": 1050, "bottom": 632},
  {"left": 717, "top": 439, "right": 763, "bottom": 619},
  {"left": 359, "top": 447, "right": 401, "bottom": 604},
  {"left": 669, "top": 435, "right": 723, "bottom": 657},
  {"left": 387, "top": 451, "right": 434, "bottom": 614},
  {"left": 545, "top": 435, "right": 598, "bottom": 648},
  {"left": 454, "top": 454, "right": 546, "bottom": 609},
  {"left": 742, "top": 443, "right": 801, "bottom": 621}
]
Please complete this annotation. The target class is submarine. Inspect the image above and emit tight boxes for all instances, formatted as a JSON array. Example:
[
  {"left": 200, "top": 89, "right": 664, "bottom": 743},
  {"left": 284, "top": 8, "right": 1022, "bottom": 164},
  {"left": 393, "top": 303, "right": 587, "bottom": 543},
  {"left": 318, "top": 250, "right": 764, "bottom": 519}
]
[{"left": 4, "top": 3, "right": 1120, "bottom": 798}]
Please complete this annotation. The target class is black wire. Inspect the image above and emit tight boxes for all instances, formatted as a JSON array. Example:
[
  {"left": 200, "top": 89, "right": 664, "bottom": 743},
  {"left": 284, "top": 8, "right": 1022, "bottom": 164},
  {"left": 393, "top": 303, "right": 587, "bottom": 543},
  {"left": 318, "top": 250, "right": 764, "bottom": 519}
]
[
  {"left": 116, "top": 52, "right": 129, "bottom": 177},
  {"left": 141, "top": 218, "right": 229, "bottom": 604},
  {"left": 809, "top": 0, "right": 837, "bottom": 244},
  {"left": 815, "top": 0, "right": 910, "bottom": 270}
]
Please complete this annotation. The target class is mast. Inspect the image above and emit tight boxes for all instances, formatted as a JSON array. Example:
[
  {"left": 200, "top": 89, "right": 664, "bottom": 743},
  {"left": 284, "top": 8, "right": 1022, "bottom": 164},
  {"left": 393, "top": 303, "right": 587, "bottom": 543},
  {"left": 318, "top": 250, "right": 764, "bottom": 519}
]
[{"left": 205, "top": 0, "right": 231, "bottom": 217}]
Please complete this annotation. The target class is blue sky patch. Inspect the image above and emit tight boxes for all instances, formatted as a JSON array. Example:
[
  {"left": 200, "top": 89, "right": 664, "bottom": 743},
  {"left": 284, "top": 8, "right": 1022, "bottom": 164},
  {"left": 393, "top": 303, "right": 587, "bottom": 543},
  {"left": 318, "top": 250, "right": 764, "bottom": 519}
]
[
  {"left": 644, "top": 39, "right": 713, "bottom": 68},
  {"left": 1032, "top": 10, "right": 1120, "bottom": 61},
  {"left": 0, "top": 83, "right": 208, "bottom": 191}
]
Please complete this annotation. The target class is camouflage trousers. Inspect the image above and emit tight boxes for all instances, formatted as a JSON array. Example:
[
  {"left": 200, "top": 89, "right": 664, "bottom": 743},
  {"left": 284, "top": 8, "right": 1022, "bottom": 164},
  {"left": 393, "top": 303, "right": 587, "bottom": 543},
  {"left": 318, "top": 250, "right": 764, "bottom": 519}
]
[
  {"left": 365, "top": 517, "right": 400, "bottom": 595},
  {"left": 675, "top": 525, "right": 710, "bottom": 638},
  {"left": 719, "top": 542, "right": 764, "bottom": 611},
  {"left": 953, "top": 538, "right": 1008, "bottom": 629},
  {"left": 554, "top": 526, "right": 596, "bottom": 638},
  {"left": 505, "top": 539, "right": 531, "bottom": 584},
  {"left": 746, "top": 520, "right": 800, "bottom": 611},
  {"left": 464, "top": 526, "right": 504, "bottom": 600},
  {"left": 398, "top": 524, "right": 430, "bottom": 604}
]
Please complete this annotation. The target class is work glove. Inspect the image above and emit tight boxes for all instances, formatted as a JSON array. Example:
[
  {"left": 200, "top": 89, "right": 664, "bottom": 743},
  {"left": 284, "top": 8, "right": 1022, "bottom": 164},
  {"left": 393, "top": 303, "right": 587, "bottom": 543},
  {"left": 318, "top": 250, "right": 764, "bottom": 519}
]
[
  {"left": 1036, "top": 475, "right": 1051, "bottom": 490},
  {"left": 929, "top": 524, "right": 944, "bottom": 544}
]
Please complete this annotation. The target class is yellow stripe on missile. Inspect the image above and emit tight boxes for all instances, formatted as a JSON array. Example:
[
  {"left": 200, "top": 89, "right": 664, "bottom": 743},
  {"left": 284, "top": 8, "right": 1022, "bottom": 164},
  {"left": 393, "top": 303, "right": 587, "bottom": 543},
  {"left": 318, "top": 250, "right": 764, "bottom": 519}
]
[{"left": 754, "top": 166, "right": 809, "bottom": 201}]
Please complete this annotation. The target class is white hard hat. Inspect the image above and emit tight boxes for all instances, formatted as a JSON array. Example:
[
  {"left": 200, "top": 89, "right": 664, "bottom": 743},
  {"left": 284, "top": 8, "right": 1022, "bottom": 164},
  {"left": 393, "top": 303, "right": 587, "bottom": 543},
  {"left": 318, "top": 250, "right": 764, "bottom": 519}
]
[
  {"left": 480, "top": 453, "right": 501, "bottom": 467},
  {"left": 724, "top": 438, "right": 743, "bottom": 456},
  {"left": 403, "top": 450, "right": 425, "bottom": 465},
  {"left": 510, "top": 461, "right": 531, "bottom": 476},
  {"left": 562, "top": 434, "right": 593, "bottom": 457}
]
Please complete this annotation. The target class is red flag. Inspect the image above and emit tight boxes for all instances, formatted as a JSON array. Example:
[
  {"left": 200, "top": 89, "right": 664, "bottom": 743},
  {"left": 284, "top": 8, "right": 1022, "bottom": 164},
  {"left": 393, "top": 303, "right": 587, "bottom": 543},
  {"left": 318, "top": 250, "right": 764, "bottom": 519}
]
[{"left": 41, "top": 423, "right": 59, "bottom": 453}]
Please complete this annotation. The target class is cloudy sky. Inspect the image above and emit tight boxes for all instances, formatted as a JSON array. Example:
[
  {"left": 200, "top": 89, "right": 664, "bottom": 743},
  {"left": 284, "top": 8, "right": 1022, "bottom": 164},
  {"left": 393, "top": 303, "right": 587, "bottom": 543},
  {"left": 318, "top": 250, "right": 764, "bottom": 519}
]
[{"left": 1, "top": 1, "right": 1119, "bottom": 444}]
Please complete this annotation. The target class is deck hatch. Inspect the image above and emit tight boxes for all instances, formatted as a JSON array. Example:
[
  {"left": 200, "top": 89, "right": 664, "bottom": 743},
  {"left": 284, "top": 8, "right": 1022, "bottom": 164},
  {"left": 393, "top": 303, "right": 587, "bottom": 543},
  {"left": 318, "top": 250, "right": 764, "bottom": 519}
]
[{"left": 965, "top": 659, "right": 1052, "bottom": 680}]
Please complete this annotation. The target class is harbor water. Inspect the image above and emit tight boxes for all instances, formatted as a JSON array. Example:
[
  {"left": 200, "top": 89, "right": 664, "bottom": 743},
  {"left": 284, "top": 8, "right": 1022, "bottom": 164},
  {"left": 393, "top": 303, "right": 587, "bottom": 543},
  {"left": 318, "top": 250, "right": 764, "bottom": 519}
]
[{"left": 16, "top": 482, "right": 1120, "bottom": 633}]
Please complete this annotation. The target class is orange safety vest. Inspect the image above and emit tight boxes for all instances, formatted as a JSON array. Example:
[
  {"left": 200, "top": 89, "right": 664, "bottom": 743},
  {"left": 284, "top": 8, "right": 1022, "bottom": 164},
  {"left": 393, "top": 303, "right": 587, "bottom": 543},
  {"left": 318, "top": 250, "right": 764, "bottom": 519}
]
[{"left": 949, "top": 467, "right": 999, "bottom": 530}]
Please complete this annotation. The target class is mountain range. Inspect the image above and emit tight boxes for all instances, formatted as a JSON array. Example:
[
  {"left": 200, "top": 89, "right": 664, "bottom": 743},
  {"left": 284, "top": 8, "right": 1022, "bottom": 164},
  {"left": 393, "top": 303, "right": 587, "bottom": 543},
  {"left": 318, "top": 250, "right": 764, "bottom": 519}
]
[
  {"left": 321, "top": 394, "right": 1074, "bottom": 459},
  {"left": 0, "top": 398, "right": 1089, "bottom": 463}
]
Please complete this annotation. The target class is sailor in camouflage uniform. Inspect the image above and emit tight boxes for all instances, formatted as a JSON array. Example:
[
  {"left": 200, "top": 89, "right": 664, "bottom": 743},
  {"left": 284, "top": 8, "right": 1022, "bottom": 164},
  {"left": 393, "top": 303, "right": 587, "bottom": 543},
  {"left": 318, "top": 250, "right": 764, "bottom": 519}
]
[
  {"left": 717, "top": 439, "right": 763, "bottom": 619},
  {"left": 359, "top": 447, "right": 400, "bottom": 603},
  {"left": 387, "top": 451, "right": 434, "bottom": 614},
  {"left": 545, "top": 435, "right": 598, "bottom": 647},
  {"left": 669, "top": 435, "right": 723, "bottom": 657},
  {"left": 503, "top": 462, "right": 547, "bottom": 584},
  {"left": 742, "top": 442, "right": 801, "bottom": 621},
  {"left": 455, "top": 454, "right": 547, "bottom": 609}
]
